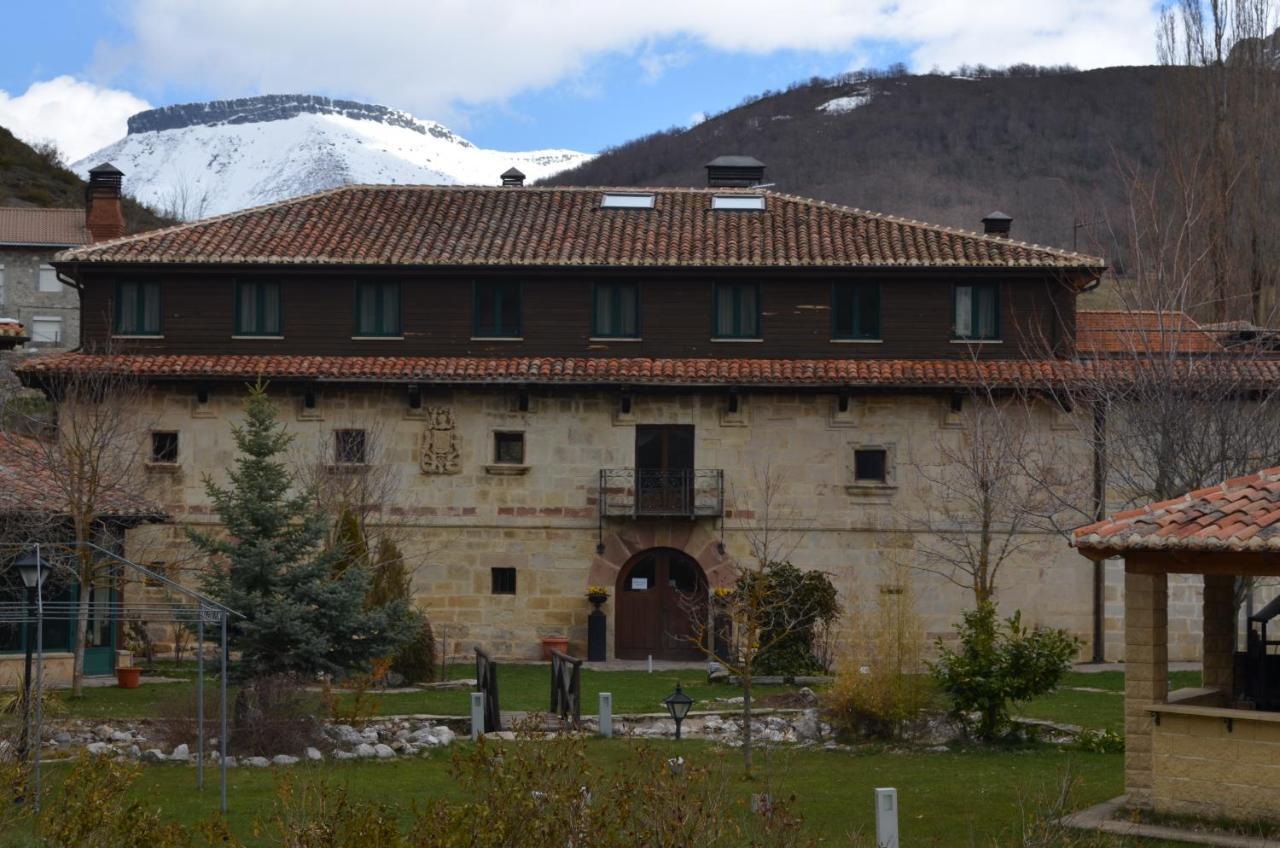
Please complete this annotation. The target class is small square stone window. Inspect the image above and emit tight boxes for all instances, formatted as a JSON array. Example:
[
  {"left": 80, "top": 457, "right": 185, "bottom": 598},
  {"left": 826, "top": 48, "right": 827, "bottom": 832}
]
[
  {"left": 150, "top": 431, "right": 179, "bottom": 464},
  {"left": 854, "top": 448, "right": 887, "bottom": 483},
  {"left": 334, "top": 429, "right": 367, "bottom": 465},
  {"left": 491, "top": 567, "right": 517, "bottom": 595},
  {"left": 494, "top": 431, "right": 525, "bottom": 465}
]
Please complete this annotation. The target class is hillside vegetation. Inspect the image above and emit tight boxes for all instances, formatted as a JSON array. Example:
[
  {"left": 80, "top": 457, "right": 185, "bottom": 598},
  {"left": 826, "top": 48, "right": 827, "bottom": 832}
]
[
  {"left": 0, "top": 126, "right": 173, "bottom": 233},
  {"left": 544, "top": 66, "right": 1166, "bottom": 261}
]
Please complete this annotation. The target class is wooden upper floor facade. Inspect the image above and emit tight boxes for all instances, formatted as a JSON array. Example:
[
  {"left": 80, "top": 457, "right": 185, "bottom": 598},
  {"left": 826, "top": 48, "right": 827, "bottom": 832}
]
[
  {"left": 51, "top": 182, "right": 1103, "bottom": 366},
  {"left": 75, "top": 266, "right": 1082, "bottom": 360}
]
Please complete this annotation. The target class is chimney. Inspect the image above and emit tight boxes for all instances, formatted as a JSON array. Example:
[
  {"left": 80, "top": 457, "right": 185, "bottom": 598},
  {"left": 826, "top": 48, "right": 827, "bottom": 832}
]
[
  {"left": 500, "top": 167, "right": 526, "bottom": 187},
  {"left": 981, "top": 211, "right": 1012, "bottom": 238},
  {"left": 706, "top": 155, "right": 765, "bottom": 187},
  {"left": 85, "top": 163, "right": 125, "bottom": 242}
]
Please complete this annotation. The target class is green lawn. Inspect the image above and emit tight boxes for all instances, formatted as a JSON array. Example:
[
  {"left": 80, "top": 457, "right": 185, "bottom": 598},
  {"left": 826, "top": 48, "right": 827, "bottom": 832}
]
[
  {"left": 53, "top": 662, "right": 808, "bottom": 720},
  {"left": 1017, "top": 671, "right": 1201, "bottom": 733},
  {"left": 8, "top": 742, "right": 1147, "bottom": 847}
]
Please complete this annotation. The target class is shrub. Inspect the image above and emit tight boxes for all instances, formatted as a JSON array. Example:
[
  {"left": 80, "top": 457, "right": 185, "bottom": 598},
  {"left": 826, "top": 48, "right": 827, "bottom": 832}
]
[
  {"left": 392, "top": 610, "right": 436, "bottom": 684},
  {"left": 36, "top": 755, "right": 190, "bottom": 847},
  {"left": 825, "top": 569, "right": 931, "bottom": 739},
  {"left": 1076, "top": 727, "right": 1124, "bottom": 754},
  {"left": 930, "top": 602, "right": 1079, "bottom": 741},
  {"left": 232, "top": 674, "right": 324, "bottom": 757},
  {"left": 323, "top": 658, "right": 389, "bottom": 723},
  {"left": 737, "top": 561, "right": 840, "bottom": 676}
]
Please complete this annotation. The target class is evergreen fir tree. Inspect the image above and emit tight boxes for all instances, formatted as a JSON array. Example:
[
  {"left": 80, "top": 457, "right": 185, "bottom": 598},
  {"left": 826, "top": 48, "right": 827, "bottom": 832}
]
[{"left": 190, "top": 382, "right": 410, "bottom": 678}]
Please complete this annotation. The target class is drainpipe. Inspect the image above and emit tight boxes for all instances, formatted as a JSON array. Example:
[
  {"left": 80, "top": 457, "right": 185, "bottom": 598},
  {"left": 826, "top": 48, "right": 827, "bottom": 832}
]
[{"left": 1090, "top": 399, "right": 1108, "bottom": 663}]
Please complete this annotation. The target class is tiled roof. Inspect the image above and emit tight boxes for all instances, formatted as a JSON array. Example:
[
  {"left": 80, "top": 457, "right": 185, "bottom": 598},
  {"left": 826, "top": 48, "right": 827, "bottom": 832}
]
[
  {"left": 1074, "top": 468, "right": 1280, "bottom": 554},
  {"left": 0, "top": 320, "right": 25, "bottom": 337},
  {"left": 0, "top": 207, "right": 89, "bottom": 247},
  {"left": 0, "top": 434, "right": 164, "bottom": 520},
  {"left": 57, "top": 185, "right": 1105, "bottom": 271},
  {"left": 1076, "top": 310, "right": 1222, "bottom": 355},
  {"left": 18, "top": 352, "right": 1280, "bottom": 389}
]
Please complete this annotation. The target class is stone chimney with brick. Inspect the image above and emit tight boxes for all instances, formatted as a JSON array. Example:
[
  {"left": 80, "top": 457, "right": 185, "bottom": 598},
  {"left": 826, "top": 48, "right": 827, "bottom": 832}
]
[{"left": 85, "top": 163, "right": 125, "bottom": 242}]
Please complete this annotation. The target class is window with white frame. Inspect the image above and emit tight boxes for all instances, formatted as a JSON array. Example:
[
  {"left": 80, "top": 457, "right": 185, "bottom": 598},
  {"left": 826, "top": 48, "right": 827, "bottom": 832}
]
[
  {"left": 38, "top": 265, "right": 61, "bottom": 293},
  {"left": 31, "top": 316, "right": 62, "bottom": 344}
]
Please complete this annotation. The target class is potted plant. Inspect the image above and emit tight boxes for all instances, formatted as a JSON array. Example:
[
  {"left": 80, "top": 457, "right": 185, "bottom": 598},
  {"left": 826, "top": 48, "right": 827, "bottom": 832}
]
[
  {"left": 115, "top": 654, "right": 141, "bottom": 689},
  {"left": 586, "top": 586, "right": 610, "bottom": 609},
  {"left": 540, "top": 636, "right": 570, "bottom": 660}
]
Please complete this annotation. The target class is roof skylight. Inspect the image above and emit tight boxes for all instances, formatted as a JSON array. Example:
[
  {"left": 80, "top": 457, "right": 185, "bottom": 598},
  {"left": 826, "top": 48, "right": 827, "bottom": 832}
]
[
  {"left": 712, "top": 195, "right": 766, "bottom": 211},
  {"left": 601, "top": 193, "right": 655, "bottom": 209}
]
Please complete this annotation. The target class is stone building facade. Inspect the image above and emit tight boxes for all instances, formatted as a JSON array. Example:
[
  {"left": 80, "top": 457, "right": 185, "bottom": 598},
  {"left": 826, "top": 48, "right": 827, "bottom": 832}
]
[
  {"left": 0, "top": 207, "right": 89, "bottom": 350},
  {"left": 18, "top": 168, "right": 1259, "bottom": 667}
]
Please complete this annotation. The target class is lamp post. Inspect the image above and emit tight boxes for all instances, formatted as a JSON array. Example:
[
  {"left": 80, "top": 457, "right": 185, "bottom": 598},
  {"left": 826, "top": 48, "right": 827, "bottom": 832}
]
[
  {"left": 14, "top": 548, "right": 50, "bottom": 761},
  {"left": 663, "top": 682, "right": 694, "bottom": 741}
]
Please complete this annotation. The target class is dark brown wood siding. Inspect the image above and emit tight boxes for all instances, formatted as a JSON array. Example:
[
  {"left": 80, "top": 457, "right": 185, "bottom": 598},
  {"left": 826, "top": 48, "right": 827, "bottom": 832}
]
[{"left": 75, "top": 267, "right": 1079, "bottom": 360}]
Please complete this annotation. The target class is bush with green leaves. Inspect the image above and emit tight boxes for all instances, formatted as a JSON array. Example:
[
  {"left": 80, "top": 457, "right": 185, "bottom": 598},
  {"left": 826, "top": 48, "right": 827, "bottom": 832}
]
[
  {"left": 930, "top": 602, "right": 1079, "bottom": 741},
  {"left": 190, "top": 382, "right": 412, "bottom": 679},
  {"left": 737, "top": 561, "right": 840, "bottom": 676}
]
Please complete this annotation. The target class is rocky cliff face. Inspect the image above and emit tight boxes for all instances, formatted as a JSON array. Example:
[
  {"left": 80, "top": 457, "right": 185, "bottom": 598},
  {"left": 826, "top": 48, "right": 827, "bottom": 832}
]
[{"left": 126, "top": 94, "right": 464, "bottom": 143}]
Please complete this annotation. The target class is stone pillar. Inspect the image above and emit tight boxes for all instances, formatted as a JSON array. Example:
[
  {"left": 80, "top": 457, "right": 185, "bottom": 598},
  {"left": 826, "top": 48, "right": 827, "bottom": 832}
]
[
  {"left": 1124, "top": 565, "right": 1167, "bottom": 809},
  {"left": 1202, "top": 573, "right": 1235, "bottom": 696}
]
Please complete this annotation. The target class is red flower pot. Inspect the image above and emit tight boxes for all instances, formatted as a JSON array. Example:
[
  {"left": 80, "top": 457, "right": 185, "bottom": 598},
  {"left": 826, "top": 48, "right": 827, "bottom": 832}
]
[
  {"left": 540, "top": 637, "right": 570, "bottom": 660},
  {"left": 116, "top": 667, "right": 142, "bottom": 689}
]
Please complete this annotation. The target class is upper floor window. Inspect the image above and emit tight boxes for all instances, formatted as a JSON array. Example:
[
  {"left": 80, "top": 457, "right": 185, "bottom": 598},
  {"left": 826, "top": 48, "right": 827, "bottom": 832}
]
[
  {"left": 150, "top": 431, "right": 179, "bottom": 464},
  {"left": 712, "top": 282, "right": 760, "bottom": 339},
  {"left": 354, "top": 281, "right": 401, "bottom": 337},
  {"left": 235, "top": 280, "right": 282, "bottom": 336},
  {"left": 954, "top": 283, "right": 999, "bottom": 341},
  {"left": 114, "top": 281, "right": 162, "bottom": 336},
  {"left": 473, "top": 280, "right": 521, "bottom": 338},
  {"left": 832, "top": 282, "right": 881, "bottom": 340},
  {"left": 592, "top": 281, "right": 639, "bottom": 338},
  {"left": 38, "top": 265, "right": 60, "bottom": 293}
]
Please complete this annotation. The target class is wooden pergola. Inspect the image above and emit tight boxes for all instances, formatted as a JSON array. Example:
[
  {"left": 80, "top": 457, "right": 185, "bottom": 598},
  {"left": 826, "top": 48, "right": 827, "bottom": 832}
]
[{"left": 1074, "top": 468, "right": 1280, "bottom": 823}]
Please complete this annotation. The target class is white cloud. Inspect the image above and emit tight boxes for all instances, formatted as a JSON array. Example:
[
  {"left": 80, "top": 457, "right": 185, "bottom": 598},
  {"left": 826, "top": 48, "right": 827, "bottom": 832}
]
[
  {"left": 114, "top": 0, "right": 1160, "bottom": 120},
  {"left": 688, "top": 111, "right": 708, "bottom": 127},
  {"left": 0, "top": 76, "right": 151, "bottom": 162}
]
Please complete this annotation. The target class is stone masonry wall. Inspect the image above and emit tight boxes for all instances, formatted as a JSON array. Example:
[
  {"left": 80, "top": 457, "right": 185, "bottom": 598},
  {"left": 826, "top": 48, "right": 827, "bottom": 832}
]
[
  {"left": 1151, "top": 711, "right": 1280, "bottom": 822},
  {"left": 117, "top": 383, "right": 1199, "bottom": 662},
  {"left": 0, "top": 247, "right": 80, "bottom": 351}
]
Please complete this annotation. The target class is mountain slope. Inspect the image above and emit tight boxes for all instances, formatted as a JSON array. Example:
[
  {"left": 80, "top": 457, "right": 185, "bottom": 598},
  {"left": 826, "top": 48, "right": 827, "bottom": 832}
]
[
  {"left": 73, "top": 95, "right": 593, "bottom": 220},
  {"left": 0, "top": 126, "right": 172, "bottom": 233},
  {"left": 544, "top": 67, "right": 1165, "bottom": 259}
]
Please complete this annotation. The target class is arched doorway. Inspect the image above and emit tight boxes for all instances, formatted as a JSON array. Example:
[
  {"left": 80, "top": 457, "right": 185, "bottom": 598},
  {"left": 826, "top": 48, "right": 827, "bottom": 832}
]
[{"left": 614, "top": 548, "right": 708, "bottom": 660}]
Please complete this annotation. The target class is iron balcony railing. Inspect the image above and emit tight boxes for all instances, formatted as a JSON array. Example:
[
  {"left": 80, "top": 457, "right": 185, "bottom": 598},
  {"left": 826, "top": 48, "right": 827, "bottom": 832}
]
[{"left": 598, "top": 469, "right": 725, "bottom": 519}]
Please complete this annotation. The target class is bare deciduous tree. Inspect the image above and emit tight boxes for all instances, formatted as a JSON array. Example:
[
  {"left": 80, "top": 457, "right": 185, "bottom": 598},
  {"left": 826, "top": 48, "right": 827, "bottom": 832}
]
[{"left": 0, "top": 358, "right": 155, "bottom": 696}]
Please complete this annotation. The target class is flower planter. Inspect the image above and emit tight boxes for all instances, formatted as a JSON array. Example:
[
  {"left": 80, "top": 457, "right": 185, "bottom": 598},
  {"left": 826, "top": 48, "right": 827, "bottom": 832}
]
[
  {"left": 540, "top": 637, "right": 570, "bottom": 660},
  {"left": 116, "top": 666, "right": 142, "bottom": 689}
]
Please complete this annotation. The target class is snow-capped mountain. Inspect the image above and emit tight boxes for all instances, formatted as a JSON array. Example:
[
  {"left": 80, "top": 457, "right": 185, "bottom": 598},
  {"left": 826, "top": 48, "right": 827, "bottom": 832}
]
[{"left": 72, "top": 95, "right": 594, "bottom": 220}]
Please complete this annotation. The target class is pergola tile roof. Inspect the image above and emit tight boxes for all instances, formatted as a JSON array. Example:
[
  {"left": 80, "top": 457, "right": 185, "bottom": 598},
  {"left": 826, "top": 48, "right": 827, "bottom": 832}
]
[
  {"left": 1074, "top": 468, "right": 1280, "bottom": 554},
  {"left": 0, "top": 434, "right": 164, "bottom": 520},
  {"left": 56, "top": 185, "right": 1105, "bottom": 271}
]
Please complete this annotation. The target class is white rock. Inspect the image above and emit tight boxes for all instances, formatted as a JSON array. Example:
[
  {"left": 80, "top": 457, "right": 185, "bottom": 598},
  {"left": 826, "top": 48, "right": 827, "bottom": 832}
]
[
  {"left": 110, "top": 730, "right": 133, "bottom": 743},
  {"left": 170, "top": 744, "right": 190, "bottom": 762},
  {"left": 305, "top": 747, "right": 323, "bottom": 762},
  {"left": 360, "top": 728, "right": 379, "bottom": 743},
  {"left": 331, "top": 725, "right": 363, "bottom": 746},
  {"left": 354, "top": 743, "right": 377, "bottom": 759},
  {"left": 333, "top": 750, "right": 357, "bottom": 761},
  {"left": 430, "top": 727, "right": 456, "bottom": 746},
  {"left": 244, "top": 756, "right": 270, "bottom": 768},
  {"left": 53, "top": 732, "right": 72, "bottom": 745},
  {"left": 93, "top": 725, "right": 115, "bottom": 740},
  {"left": 272, "top": 754, "right": 299, "bottom": 766},
  {"left": 223, "top": 756, "right": 238, "bottom": 768},
  {"left": 86, "top": 742, "right": 112, "bottom": 756},
  {"left": 373, "top": 743, "right": 395, "bottom": 759}
]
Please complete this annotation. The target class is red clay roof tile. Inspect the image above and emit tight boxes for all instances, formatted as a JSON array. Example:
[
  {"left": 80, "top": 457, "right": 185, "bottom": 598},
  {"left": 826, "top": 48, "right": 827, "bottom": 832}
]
[
  {"left": 1074, "top": 467, "right": 1280, "bottom": 555},
  {"left": 56, "top": 185, "right": 1105, "bottom": 271}
]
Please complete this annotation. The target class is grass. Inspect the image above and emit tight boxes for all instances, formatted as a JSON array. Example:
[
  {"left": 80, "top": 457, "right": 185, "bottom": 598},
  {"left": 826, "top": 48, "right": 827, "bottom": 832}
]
[
  {"left": 8, "top": 742, "right": 1144, "bottom": 847},
  {"left": 1017, "top": 671, "right": 1201, "bottom": 733},
  {"left": 47, "top": 662, "right": 809, "bottom": 720}
]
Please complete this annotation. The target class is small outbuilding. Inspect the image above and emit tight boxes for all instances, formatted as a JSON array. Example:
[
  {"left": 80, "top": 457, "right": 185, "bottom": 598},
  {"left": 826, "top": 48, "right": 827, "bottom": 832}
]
[{"left": 1073, "top": 468, "right": 1280, "bottom": 823}]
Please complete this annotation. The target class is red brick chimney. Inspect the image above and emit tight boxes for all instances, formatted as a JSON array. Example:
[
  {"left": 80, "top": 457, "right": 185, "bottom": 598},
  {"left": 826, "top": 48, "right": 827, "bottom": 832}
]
[{"left": 85, "top": 163, "right": 125, "bottom": 242}]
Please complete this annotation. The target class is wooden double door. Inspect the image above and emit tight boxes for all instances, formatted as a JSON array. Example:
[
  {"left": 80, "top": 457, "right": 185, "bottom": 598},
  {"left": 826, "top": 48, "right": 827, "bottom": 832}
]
[{"left": 614, "top": 548, "right": 707, "bottom": 660}]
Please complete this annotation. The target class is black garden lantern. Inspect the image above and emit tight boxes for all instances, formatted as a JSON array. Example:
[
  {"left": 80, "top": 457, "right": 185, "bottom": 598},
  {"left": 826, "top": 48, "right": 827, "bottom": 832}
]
[
  {"left": 14, "top": 547, "right": 51, "bottom": 760},
  {"left": 663, "top": 682, "right": 694, "bottom": 740}
]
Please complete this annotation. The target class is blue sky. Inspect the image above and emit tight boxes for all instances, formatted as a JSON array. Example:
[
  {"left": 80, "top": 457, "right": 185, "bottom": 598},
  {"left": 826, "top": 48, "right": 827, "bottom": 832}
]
[{"left": 0, "top": 1, "right": 1162, "bottom": 161}]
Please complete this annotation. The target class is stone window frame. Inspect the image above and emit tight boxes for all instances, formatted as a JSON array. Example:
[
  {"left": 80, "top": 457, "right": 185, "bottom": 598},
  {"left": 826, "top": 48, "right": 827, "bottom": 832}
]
[
  {"left": 845, "top": 440, "right": 898, "bottom": 500},
  {"left": 486, "top": 429, "right": 530, "bottom": 476}
]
